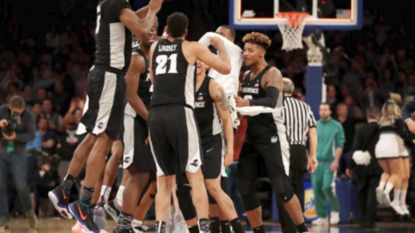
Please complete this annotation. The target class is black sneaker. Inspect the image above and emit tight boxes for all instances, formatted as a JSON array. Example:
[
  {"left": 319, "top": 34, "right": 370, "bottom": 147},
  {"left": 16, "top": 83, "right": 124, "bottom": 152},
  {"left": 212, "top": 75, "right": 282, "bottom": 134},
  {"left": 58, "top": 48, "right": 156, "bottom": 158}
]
[
  {"left": 69, "top": 200, "right": 100, "bottom": 233},
  {"left": 48, "top": 185, "right": 72, "bottom": 219},
  {"left": 113, "top": 229, "right": 134, "bottom": 233}
]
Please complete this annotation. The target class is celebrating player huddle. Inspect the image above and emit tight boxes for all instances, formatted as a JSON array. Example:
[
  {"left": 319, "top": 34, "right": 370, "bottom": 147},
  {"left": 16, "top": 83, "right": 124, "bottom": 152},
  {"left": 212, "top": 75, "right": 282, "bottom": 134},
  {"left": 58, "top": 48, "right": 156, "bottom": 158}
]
[{"left": 47, "top": 1, "right": 314, "bottom": 233}]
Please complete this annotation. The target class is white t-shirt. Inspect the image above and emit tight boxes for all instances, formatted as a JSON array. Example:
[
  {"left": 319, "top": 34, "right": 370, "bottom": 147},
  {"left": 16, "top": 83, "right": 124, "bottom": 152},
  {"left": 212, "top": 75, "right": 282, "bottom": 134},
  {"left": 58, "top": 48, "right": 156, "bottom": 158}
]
[{"left": 198, "top": 32, "right": 243, "bottom": 96}]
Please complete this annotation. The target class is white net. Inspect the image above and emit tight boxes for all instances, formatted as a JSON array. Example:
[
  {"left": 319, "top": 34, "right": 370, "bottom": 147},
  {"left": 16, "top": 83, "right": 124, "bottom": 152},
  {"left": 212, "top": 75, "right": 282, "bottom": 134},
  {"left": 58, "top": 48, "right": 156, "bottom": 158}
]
[{"left": 276, "top": 12, "right": 310, "bottom": 51}]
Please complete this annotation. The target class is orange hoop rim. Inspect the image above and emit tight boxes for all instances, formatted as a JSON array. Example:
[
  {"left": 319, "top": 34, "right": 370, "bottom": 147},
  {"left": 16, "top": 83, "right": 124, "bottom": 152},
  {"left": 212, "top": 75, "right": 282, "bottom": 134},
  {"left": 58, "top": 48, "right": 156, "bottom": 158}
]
[{"left": 275, "top": 12, "right": 310, "bottom": 27}]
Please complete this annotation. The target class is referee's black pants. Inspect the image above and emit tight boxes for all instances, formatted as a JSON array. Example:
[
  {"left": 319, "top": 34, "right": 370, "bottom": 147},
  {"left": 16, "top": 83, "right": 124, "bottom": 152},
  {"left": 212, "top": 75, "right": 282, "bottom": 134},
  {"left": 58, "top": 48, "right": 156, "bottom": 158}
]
[{"left": 276, "top": 144, "right": 307, "bottom": 233}]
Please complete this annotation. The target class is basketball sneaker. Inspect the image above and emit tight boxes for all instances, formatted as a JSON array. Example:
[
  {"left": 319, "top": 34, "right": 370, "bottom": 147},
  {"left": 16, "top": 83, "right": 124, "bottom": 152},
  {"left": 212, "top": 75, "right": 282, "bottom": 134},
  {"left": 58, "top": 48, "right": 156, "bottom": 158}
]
[
  {"left": 93, "top": 206, "right": 108, "bottom": 230},
  {"left": 104, "top": 200, "right": 121, "bottom": 222},
  {"left": 48, "top": 185, "right": 73, "bottom": 219},
  {"left": 69, "top": 200, "right": 100, "bottom": 233},
  {"left": 311, "top": 217, "right": 329, "bottom": 226},
  {"left": 132, "top": 220, "right": 150, "bottom": 233},
  {"left": 25, "top": 210, "right": 38, "bottom": 229},
  {"left": 0, "top": 217, "right": 10, "bottom": 230}
]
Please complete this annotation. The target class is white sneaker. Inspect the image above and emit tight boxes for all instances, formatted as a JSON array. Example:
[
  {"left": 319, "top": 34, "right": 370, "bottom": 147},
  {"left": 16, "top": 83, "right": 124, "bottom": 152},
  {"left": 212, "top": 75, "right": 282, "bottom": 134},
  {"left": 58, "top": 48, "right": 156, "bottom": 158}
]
[
  {"left": 382, "top": 191, "right": 391, "bottom": 207},
  {"left": 311, "top": 218, "right": 329, "bottom": 226},
  {"left": 376, "top": 187, "right": 384, "bottom": 205},
  {"left": 401, "top": 204, "right": 410, "bottom": 215},
  {"left": 330, "top": 211, "right": 340, "bottom": 225},
  {"left": 390, "top": 201, "right": 406, "bottom": 215}
]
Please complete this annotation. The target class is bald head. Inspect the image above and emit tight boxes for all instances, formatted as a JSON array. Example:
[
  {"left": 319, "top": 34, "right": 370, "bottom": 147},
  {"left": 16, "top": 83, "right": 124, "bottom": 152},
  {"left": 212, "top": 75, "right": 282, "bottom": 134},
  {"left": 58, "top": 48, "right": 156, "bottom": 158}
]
[{"left": 283, "top": 78, "right": 294, "bottom": 96}]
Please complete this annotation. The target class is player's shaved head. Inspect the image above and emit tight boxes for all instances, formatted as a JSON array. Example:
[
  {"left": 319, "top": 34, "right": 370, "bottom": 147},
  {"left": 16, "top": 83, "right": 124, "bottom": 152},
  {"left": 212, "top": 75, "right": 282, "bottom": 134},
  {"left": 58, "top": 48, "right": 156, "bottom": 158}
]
[
  {"left": 167, "top": 12, "right": 188, "bottom": 38},
  {"left": 283, "top": 78, "right": 294, "bottom": 95}
]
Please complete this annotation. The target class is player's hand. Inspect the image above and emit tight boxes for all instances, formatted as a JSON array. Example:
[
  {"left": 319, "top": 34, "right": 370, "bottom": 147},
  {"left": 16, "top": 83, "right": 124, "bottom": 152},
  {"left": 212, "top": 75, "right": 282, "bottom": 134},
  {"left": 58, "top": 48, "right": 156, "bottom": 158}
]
[
  {"left": 2, "top": 131, "right": 16, "bottom": 140},
  {"left": 209, "top": 36, "right": 224, "bottom": 50},
  {"left": 330, "top": 160, "right": 339, "bottom": 173},
  {"left": 0, "top": 119, "right": 8, "bottom": 128},
  {"left": 407, "top": 119, "right": 415, "bottom": 134},
  {"left": 346, "top": 169, "right": 353, "bottom": 178},
  {"left": 148, "top": 0, "right": 163, "bottom": 13},
  {"left": 224, "top": 152, "right": 233, "bottom": 168},
  {"left": 145, "top": 137, "right": 150, "bottom": 145},
  {"left": 234, "top": 96, "right": 249, "bottom": 107},
  {"left": 307, "top": 156, "right": 318, "bottom": 173}
]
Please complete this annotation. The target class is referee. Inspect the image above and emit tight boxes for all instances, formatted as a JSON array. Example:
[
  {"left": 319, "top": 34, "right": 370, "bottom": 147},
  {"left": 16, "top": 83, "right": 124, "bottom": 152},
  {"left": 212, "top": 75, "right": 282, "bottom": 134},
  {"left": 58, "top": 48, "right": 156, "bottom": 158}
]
[{"left": 277, "top": 78, "right": 318, "bottom": 233}]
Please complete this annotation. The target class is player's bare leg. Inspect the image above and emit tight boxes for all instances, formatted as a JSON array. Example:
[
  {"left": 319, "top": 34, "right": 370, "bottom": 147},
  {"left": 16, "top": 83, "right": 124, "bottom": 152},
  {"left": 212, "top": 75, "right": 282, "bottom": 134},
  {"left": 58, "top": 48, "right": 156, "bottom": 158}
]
[
  {"left": 132, "top": 181, "right": 156, "bottom": 231},
  {"left": 186, "top": 168, "right": 210, "bottom": 232}
]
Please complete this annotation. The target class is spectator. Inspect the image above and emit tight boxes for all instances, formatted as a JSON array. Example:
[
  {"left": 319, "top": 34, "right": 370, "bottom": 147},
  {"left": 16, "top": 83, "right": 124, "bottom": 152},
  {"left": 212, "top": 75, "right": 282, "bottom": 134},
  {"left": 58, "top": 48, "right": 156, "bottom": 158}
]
[
  {"left": 41, "top": 99, "right": 62, "bottom": 131},
  {"left": 21, "top": 85, "right": 34, "bottom": 106},
  {"left": 34, "top": 88, "right": 47, "bottom": 104},
  {"left": 336, "top": 103, "right": 356, "bottom": 179},
  {"left": 312, "top": 103, "right": 345, "bottom": 226},
  {"left": 359, "top": 78, "right": 387, "bottom": 114},
  {"left": 30, "top": 102, "right": 42, "bottom": 124},
  {"left": 57, "top": 98, "right": 85, "bottom": 182},
  {"left": 38, "top": 117, "right": 57, "bottom": 156},
  {"left": 37, "top": 158, "right": 60, "bottom": 217},
  {"left": 51, "top": 80, "right": 69, "bottom": 115},
  {"left": 45, "top": 26, "right": 60, "bottom": 50},
  {"left": 326, "top": 85, "right": 340, "bottom": 113},
  {"left": 0, "top": 96, "right": 37, "bottom": 229},
  {"left": 344, "top": 95, "right": 364, "bottom": 121}
]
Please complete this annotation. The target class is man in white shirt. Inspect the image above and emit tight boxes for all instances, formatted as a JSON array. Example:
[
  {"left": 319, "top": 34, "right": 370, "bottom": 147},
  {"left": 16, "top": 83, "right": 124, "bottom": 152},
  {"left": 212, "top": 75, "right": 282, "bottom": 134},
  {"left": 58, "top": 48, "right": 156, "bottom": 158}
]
[{"left": 198, "top": 25, "right": 243, "bottom": 130}]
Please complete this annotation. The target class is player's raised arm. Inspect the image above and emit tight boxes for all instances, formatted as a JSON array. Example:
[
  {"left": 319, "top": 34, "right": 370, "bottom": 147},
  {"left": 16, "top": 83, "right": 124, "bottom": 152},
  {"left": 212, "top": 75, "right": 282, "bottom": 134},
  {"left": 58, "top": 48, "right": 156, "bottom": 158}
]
[
  {"left": 120, "top": 0, "right": 162, "bottom": 37},
  {"left": 126, "top": 52, "right": 149, "bottom": 121},
  {"left": 192, "top": 39, "right": 231, "bottom": 75}
]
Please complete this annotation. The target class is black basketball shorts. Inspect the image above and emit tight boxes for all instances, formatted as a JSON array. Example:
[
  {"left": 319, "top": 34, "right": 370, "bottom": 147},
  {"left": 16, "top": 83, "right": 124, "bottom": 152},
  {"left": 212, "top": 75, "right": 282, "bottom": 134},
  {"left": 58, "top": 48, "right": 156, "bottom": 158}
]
[
  {"left": 80, "top": 65, "right": 126, "bottom": 141},
  {"left": 238, "top": 141, "right": 290, "bottom": 180},
  {"left": 149, "top": 105, "right": 203, "bottom": 177},
  {"left": 123, "top": 114, "right": 156, "bottom": 173},
  {"left": 202, "top": 135, "right": 223, "bottom": 179}
]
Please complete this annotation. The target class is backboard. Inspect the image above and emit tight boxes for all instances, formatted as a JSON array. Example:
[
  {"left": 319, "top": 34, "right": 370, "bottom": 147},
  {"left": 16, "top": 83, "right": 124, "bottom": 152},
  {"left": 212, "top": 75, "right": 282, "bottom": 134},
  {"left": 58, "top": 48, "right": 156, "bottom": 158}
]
[{"left": 229, "top": 0, "right": 363, "bottom": 31}]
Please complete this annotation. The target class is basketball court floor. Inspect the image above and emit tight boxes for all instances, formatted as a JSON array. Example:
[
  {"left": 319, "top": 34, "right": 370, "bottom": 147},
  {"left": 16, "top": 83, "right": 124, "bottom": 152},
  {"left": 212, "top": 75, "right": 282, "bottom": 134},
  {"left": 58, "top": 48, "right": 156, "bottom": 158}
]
[{"left": 3, "top": 219, "right": 415, "bottom": 233}]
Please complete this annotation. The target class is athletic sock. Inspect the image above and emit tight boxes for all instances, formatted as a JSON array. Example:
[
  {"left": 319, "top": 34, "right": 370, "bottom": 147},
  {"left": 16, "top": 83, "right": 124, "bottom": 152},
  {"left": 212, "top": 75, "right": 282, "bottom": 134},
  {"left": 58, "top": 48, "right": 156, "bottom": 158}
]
[
  {"left": 188, "top": 225, "right": 199, "bottom": 233},
  {"left": 132, "top": 219, "right": 143, "bottom": 227},
  {"left": 198, "top": 218, "right": 210, "bottom": 233},
  {"left": 253, "top": 225, "right": 266, "bottom": 233},
  {"left": 230, "top": 218, "right": 244, "bottom": 233},
  {"left": 400, "top": 190, "right": 407, "bottom": 205},
  {"left": 210, "top": 217, "right": 220, "bottom": 233},
  {"left": 116, "top": 185, "right": 125, "bottom": 206},
  {"left": 221, "top": 220, "right": 231, "bottom": 233},
  {"left": 378, "top": 181, "right": 386, "bottom": 190},
  {"left": 100, "top": 185, "right": 111, "bottom": 204},
  {"left": 81, "top": 186, "right": 95, "bottom": 205},
  {"left": 62, "top": 174, "right": 75, "bottom": 192},
  {"left": 392, "top": 189, "right": 402, "bottom": 204},
  {"left": 384, "top": 183, "right": 394, "bottom": 195},
  {"left": 156, "top": 221, "right": 166, "bottom": 233},
  {"left": 297, "top": 222, "right": 308, "bottom": 233},
  {"left": 115, "top": 212, "right": 133, "bottom": 230}
]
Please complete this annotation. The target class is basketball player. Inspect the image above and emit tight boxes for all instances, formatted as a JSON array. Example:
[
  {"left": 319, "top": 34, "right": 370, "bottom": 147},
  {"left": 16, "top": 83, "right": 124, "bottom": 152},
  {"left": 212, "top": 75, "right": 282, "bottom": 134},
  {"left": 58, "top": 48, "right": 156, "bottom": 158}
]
[
  {"left": 234, "top": 32, "right": 309, "bottom": 233},
  {"left": 113, "top": 22, "right": 159, "bottom": 233},
  {"left": 148, "top": 12, "right": 231, "bottom": 233},
  {"left": 48, "top": 1, "right": 163, "bottom": 232},
  {"left": 176, "top": 60, "right": 245, "bottom": 233},
  {"left": 198, "top": 25, "right": 243, "bottom": 233}
]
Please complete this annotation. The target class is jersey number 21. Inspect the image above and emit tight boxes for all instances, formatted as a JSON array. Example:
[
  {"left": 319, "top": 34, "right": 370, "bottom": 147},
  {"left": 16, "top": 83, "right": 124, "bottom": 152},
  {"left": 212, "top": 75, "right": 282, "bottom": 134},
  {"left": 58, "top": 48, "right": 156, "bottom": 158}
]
[{"left": 155, "top": 54, "right": 178, "bottom": 75}]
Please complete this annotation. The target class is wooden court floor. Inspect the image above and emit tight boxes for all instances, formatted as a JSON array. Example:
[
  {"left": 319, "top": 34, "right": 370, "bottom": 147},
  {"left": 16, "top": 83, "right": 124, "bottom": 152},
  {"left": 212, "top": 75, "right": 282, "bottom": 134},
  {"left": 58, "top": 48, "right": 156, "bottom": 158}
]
[{"left": 2, "top": 218, "right": 415, "bottom": 233}]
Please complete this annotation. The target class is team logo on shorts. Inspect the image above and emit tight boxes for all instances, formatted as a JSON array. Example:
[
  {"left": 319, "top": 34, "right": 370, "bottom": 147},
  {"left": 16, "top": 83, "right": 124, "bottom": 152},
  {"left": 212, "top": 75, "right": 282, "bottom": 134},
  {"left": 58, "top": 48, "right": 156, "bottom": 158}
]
[
  {"left": 124, "top": 157, "right": 130, "bottom": 164},
  {"left": 271, "top": 136, "right": 278, "bottom": 143},
  {"left": 97, "top": 122, "right": 104, "bottom": 129}
]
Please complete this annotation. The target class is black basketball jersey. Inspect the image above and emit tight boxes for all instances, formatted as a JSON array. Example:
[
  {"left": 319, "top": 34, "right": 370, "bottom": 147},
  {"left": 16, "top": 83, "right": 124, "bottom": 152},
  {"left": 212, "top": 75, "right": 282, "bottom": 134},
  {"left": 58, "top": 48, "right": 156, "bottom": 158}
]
[
  {"left": 133, "top": 47, "right": 152, "bottom": 110},
  {"left": 241, "top": 65, "right": 283, "bottom": 144},
  {"left": 195, "top": 77, "right": 222, "bottom": 145},
  {"left": 93, "top": 0, "right": 132, "bottom": 74},
  {"left": 151, "top": 39, "right": 196, "bottom": 109}
]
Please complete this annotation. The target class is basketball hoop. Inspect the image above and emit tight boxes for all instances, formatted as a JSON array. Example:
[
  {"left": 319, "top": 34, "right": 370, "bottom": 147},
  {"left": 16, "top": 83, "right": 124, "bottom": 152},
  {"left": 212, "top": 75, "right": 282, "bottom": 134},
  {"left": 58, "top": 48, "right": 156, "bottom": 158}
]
[{"left": 275, "top": 12, "right": 310, "bottom": 51}]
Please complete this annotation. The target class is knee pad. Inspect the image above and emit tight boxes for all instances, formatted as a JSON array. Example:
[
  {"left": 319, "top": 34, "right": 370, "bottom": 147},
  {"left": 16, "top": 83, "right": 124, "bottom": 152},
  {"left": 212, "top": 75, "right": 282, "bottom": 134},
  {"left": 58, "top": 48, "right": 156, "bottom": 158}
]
[
  {"left": 238, "top": 179, "right": 260, "bottom": 211},
  {"left": 208, "top": 191, "right": 217, "bottom": 204},
  {"left": 270, "top": 175, "right": 295, "bottom": 203},
  {"left": 176, "top": 183, "right": 197, "bottom": 221}
]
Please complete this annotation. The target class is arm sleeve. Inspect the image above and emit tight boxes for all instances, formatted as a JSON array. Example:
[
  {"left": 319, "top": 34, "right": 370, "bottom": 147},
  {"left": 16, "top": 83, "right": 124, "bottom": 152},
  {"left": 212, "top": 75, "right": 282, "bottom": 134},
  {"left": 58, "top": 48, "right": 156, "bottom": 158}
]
[
  {"left": 15, "top": 113, "right": 36, "bottom": 143},
  {"left": 109, "top": 0, "right": 132, "bottom": 20},
  {"left": 249, "top": 86, "right": 279, "bottom": 108},
  {"left": 402, "top": 97, "right": 415, "bottom": 122},
  {"left": 335, "top": 124, "right": 346, "bottom": 148},
  {"left": 307, "top": 105, "right": 317, "bottom": 128}
]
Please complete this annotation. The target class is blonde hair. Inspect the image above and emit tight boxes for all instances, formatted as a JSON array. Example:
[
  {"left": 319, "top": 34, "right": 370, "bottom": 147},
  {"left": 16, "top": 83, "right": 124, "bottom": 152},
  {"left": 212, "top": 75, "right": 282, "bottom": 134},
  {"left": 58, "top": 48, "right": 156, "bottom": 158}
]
[
  {"left": 389, "top": 92, "right": 403, "bottom": 107},
  {"left": 378, "top": 100, "right": 402, "bottom": 126}
]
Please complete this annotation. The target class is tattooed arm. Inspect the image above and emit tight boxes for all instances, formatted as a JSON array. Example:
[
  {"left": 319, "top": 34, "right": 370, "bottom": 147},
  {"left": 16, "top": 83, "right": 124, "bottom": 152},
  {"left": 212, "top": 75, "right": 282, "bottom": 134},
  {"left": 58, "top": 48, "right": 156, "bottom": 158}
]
[
  {"left": 246, "top": 67, "right": 282, "bottom": 108},
  {"left": 210, "top": 79, "right": 234, "bottom": 167}
]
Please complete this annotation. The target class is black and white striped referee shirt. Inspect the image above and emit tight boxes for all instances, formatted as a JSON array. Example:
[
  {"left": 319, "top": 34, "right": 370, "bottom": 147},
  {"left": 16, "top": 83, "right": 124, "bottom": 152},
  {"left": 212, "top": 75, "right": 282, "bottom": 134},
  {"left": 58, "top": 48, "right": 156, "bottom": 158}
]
[{"left": 282, "top": 96, "right": 317, "bottom": 146}]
